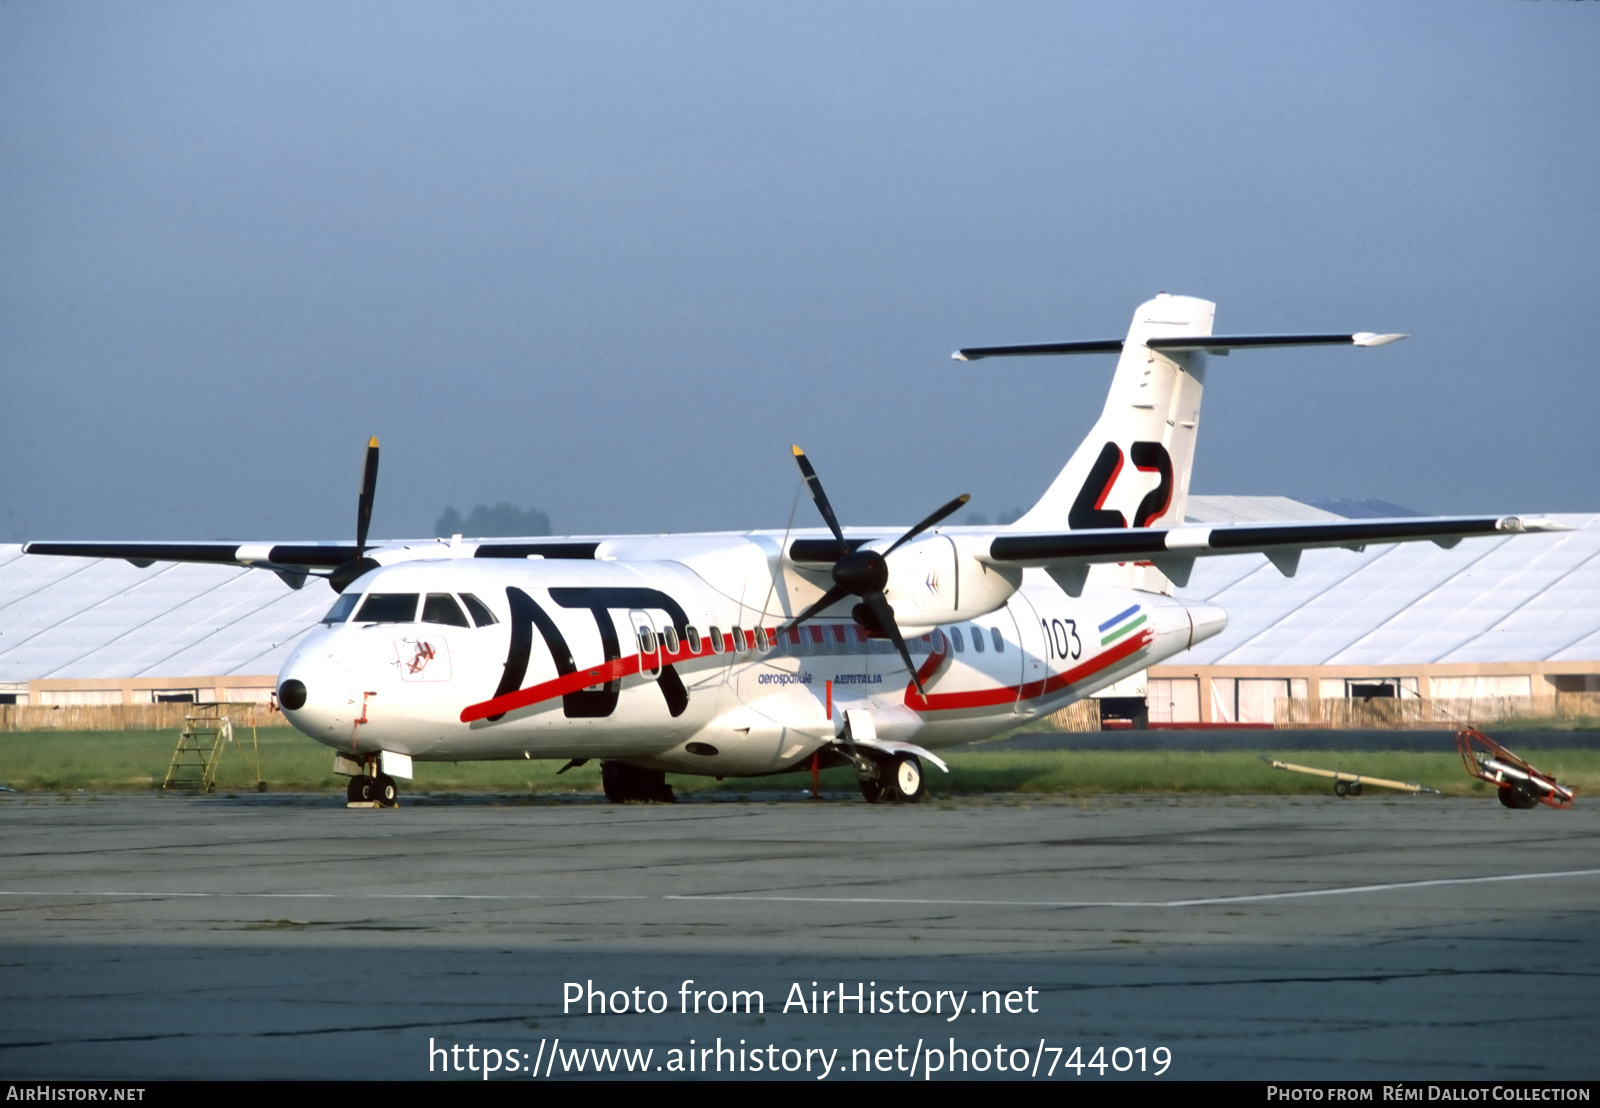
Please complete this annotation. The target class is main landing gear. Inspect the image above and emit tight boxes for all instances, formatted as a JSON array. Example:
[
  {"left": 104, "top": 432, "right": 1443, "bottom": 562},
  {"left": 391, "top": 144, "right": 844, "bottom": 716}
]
[
  {"left": 857, "top": 753, "right": 926, "bottom": 804},
  {"left": 347, "top": 772, "right": 398, "bottom": 808},
  {"left": 601, "top": 761, "right": 677, "bottom": 804}
]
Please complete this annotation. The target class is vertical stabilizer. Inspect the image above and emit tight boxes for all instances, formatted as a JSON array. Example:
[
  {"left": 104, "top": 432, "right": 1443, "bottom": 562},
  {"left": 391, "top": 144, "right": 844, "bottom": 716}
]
[{"left": 1013, "top": 293, "right": 1214, "bottom": 593}]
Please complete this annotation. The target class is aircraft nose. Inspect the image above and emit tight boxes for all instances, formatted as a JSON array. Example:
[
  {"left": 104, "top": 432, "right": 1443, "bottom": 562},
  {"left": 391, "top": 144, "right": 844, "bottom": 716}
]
[{"left": 276, "top": 651, "right": 353, "bottom": 741}]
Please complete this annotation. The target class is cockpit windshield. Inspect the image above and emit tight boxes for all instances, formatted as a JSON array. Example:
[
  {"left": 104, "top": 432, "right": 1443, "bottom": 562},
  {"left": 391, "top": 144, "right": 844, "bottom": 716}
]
[
  {"left": 422, "top": 593, "right": 471, "bottom": 627},
  {"left": 353, "top": 593, "right": 420, "bottom": 623},
  {"left": 460, "top": 593, "right": 499, "bottom": 627},
  {"left": 321, "top": 592, "right": 360, "bottom": 624}
]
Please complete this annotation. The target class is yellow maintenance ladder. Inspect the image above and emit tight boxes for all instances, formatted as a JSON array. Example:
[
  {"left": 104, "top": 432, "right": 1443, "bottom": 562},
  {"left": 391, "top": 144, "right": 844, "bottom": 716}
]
[{"left": 161, "top": 702, "right": 262, "bottom": 792}]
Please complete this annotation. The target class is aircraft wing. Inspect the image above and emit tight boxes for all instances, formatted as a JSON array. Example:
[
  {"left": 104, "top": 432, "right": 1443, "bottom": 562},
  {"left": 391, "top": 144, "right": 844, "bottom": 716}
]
[
  {"left": 19, "top": 539, "right": 604, "bottom": 589},
  {"left": 21, "top": 541, "right": 359, "bottom": 570},
  {"left": 982, "top": 515, "right": 1568, "bottom": 588}
]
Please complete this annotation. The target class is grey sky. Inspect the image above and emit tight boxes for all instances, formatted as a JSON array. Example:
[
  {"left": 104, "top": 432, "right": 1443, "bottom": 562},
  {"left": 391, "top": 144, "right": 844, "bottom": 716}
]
[{"left": 4, "top": 1, "right": 1596, "bottom": 544}]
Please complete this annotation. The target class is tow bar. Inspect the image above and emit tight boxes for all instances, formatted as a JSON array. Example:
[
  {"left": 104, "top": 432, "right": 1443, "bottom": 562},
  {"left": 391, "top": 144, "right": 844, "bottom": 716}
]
[{"left": 1264, "top": 757, "right": 1439, "bottom": 798}]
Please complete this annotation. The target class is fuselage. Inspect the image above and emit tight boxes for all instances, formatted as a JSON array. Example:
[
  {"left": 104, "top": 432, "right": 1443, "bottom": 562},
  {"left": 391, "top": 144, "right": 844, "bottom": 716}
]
[{"left": 278, "top": 531, "right": 1226, "bottom": 777}]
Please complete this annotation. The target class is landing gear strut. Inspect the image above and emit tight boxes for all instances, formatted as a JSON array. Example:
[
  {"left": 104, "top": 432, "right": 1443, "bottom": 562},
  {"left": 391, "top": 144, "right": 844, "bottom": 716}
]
[{"left": 600, "top": 761, "right": 676, "bottom": 803}]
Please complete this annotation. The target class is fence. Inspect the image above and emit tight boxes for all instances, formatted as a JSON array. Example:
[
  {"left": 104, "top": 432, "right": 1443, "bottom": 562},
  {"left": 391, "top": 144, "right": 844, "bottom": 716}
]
[
  {"left": 0, "top": 702, "right": 287, "bottom": 732},
  {"left": 1273, "top": 692, "right": 1600, "bottom": 730},
  {"left": 1046, "top": 699, "right": 1102, "bottom": 732}
]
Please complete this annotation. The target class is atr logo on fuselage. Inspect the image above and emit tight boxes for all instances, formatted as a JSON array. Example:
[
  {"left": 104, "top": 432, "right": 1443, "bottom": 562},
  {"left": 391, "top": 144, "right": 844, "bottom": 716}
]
[{"left": 493, "top": 586, "right": 691, "bottom": 722}]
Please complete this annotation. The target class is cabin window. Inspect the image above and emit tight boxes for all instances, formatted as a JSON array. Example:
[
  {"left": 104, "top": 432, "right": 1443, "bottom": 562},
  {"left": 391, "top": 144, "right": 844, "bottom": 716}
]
[
  {"left": 637, "top": 625, "right": 657, "bottom": 654},
  {"left": 685, "top": 626, "right": 702, "bottom": 653},
  {"left": 422, "top": 593, "right": 471, "bottom": 627},
  {"left": 662, "top": 625, "right": 680, "bottom": 654},
  {"left": 755, "top": 627, "right": 774, "bottom": 653},
  {"left": 730, "top": 625, "right": 747, "bottom": 653},
  {"left": 354, "top": 593, "right": 419, "bottom": 623},
  {"left": 709, "top": 626, "right": 725, "bottom": 654},
  {"left": 971, "top": 625, "right": 985, "bottom": 653},
  {"left": 460, "top": 593, "right": 499, "bottom": 627},
  {"left": 322, "top": 592, "right": 360, "bottom": 624},
  {"left": 991, "top": 627, "right": 1004, "bottom": 653},
  {"left": 950, "top": 626, "right": 965, "bottom": 653}
]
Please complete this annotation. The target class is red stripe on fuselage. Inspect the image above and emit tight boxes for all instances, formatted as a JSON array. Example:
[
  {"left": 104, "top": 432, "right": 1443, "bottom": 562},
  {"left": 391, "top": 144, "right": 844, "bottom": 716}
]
[
  {"left": 902, "top": 628, "right": 1154, "bottom": 713},
  {"left": 460, "top": 635, "right": 731, "bottom": 723},
  {"left": 460, "top": 624, "right": 1155, "bottom": 724}
]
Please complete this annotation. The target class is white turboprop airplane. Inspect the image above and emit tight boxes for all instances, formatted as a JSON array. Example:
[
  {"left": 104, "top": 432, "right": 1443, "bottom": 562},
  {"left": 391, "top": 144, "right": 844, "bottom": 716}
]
[{"left": 25, "top": 294, "right": 1563, "bottom": 807}]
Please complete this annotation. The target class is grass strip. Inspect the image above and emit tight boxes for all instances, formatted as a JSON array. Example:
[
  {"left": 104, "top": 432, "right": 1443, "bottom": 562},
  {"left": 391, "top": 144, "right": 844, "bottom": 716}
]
[{"left": 1, "top": 730, "right": 1596, "bottom": 799}]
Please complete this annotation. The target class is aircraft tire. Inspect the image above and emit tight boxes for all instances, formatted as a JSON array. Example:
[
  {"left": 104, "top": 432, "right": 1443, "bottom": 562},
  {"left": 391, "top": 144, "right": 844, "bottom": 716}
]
[
  {"left": 347, "top": 775, "right": 373, "bottom": 804},
  {"left": 891, "top": 755, "right": 925, "bottom": 804},
  {"left": 601, "top": 761, "right": 632, "bottom": 803},
  {"left": 648, "top": 771, "right": 677, "bottom": 804},
  {"left": 1497, "top": 783, "right": 1539, "bottom": 810},
  {"left": 1348, "top": 782, "right": 1362, "bottom": 796},
  {"left": 1333, "top": 780, "right": 1349, "bottom": 798},
  {"left": 601, "top": 762, "right": 677, "bottom": 804},
  {"left": 376, "top": 773, "right": 398, "bottom": 808},
  {"left": 858, "top": 778, "right": 890, "bottom": 803}
]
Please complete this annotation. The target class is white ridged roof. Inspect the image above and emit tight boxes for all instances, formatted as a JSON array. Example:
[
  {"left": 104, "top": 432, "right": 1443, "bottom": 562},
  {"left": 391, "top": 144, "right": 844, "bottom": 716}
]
[
  {"left": 1, "top": 508, "right": 1595, "bottom": 681},
  {"left": 1171, "top": 513, "right": 1600, "bottom": 666},
  {"left": 0, "top": 546, "right": 332, "bottom": 680}
]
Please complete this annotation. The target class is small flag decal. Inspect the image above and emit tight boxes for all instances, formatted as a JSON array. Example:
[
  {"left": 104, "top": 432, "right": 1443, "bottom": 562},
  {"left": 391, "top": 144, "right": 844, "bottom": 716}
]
[{"left": 1099, "top": 603, "right": 1146, "bottom": 646}]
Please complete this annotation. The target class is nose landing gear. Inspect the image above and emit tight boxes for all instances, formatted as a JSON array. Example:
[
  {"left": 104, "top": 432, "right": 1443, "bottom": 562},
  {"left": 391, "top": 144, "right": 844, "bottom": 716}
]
[
  {"left": 337, "top": 751, "right": 400, "bottom": 809},
  {"left": 345, "top": 772, "right": 398, "bottom": 808}
]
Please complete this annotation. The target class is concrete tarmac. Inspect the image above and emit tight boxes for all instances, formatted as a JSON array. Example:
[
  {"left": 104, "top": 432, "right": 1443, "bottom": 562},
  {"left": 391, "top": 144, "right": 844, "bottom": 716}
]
[{"left": 1, "top": 791, "right": 1596, "bottom": 1081}]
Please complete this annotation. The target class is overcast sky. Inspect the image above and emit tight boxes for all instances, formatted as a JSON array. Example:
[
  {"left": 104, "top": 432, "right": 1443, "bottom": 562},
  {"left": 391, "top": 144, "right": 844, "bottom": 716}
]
[{"left": 4, "top": 1, "right": 1596, "bottom": 543}]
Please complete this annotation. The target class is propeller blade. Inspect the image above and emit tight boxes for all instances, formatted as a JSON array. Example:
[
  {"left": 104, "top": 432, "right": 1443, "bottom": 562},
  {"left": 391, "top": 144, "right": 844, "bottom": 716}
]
[
  {"left": 791, "top": 445, "right": 848, "bottom": 558},
  {"left": 779, "top": 583, "right": 852, "bottom": 636},
  {"left": 862, "top": 590, "right": 925, "bottom": 698},
  {"left": 884, "top": 494, "right": 970, "bottom": 557},
  {"left": 355, "top": 436, "right": 380, "bottom": 558}
]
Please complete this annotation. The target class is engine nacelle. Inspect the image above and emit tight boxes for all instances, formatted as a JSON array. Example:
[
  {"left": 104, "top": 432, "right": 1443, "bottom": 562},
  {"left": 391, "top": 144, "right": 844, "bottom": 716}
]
[{"left": 882, "top": 536, "right": 1022, "bottom": 627}]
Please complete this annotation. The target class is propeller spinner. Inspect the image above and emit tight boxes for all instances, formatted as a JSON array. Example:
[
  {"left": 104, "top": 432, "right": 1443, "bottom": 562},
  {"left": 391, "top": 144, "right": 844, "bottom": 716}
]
[
  {"left": 784, "top": 445, "right": 968, "bottom": 697},
  {"left": 328, "top": 436, "right": 383, "bottom": 594}
]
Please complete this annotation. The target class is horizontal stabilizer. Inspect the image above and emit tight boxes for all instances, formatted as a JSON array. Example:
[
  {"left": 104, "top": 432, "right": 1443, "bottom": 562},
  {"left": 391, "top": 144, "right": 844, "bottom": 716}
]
[
  {"left": 953, "top": 339, "right": 1123, "bottom": 361},
  {"left": 953, "top": 333, "right": 1405, "bottom": 360}
]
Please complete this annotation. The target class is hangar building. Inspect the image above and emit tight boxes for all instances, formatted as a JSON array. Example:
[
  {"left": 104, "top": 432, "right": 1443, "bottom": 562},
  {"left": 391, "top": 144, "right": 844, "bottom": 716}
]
[{"left": 1, "top": 500, "right": 1596, "bottom": 725}]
